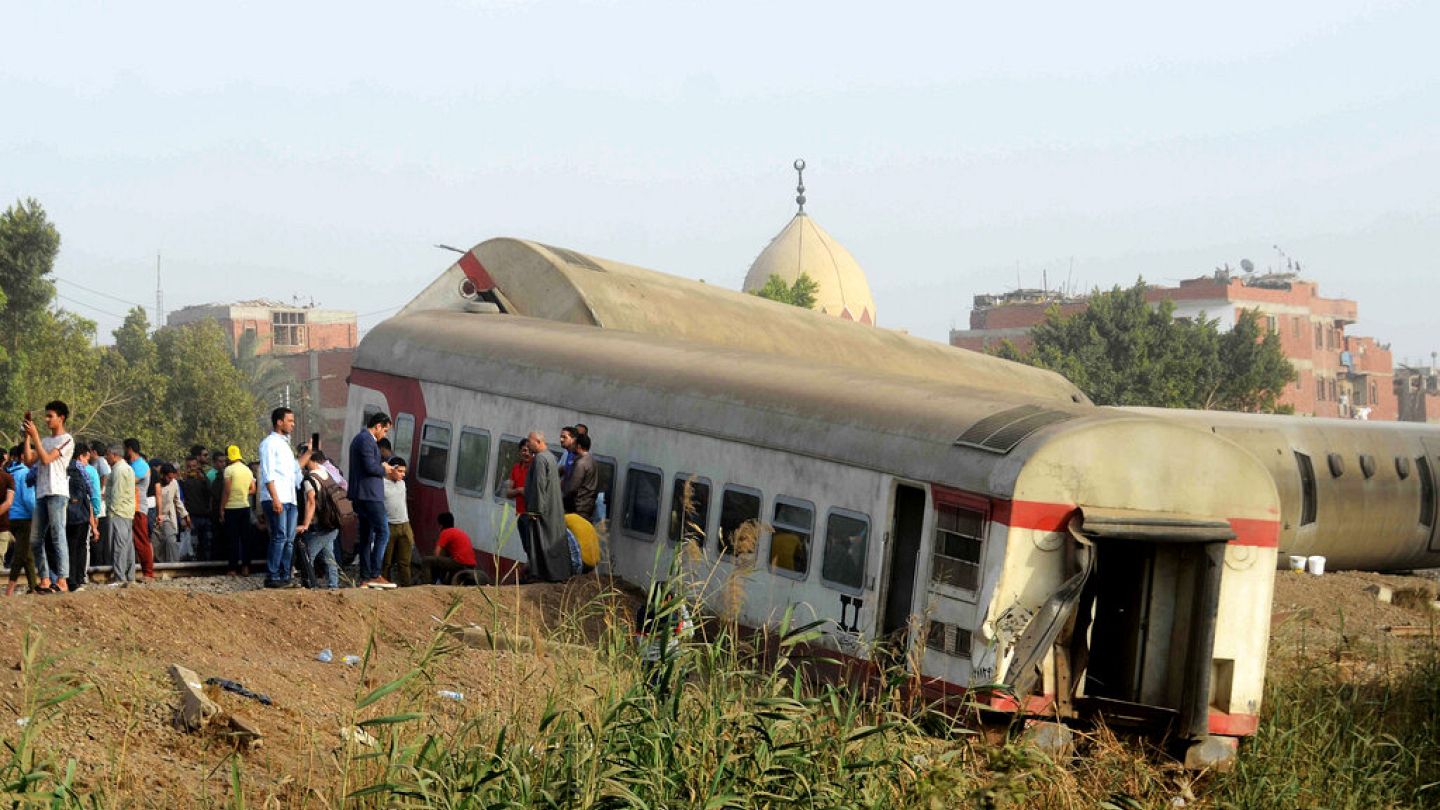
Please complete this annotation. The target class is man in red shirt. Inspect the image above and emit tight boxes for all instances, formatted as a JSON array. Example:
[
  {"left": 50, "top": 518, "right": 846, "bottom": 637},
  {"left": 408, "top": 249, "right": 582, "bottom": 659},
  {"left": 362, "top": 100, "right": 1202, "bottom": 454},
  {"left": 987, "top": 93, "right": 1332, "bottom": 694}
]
[{"left": 423, "top": 512, "right": 477, "bottom": 585}]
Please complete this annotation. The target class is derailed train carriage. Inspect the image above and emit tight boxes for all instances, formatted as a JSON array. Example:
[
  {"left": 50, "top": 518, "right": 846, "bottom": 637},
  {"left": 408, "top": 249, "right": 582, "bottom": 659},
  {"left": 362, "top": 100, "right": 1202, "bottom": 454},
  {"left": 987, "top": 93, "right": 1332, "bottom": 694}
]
[{"left": 347, "top": 309, "right": 1280, "bottom": 760}]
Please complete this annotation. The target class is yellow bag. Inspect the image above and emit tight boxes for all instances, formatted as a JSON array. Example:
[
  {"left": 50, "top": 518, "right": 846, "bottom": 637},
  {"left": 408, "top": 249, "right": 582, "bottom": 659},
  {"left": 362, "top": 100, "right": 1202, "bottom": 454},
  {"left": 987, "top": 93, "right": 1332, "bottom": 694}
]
[{"left": 566, "top": 513, "right": 600, "bottom": 568}]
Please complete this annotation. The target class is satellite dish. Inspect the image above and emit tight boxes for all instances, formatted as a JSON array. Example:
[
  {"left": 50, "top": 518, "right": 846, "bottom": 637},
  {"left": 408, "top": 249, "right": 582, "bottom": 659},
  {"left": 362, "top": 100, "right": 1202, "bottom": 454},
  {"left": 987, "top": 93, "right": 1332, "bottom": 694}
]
[{"left": 1240, "top": 258, "right": 1255, "bottom": 273}]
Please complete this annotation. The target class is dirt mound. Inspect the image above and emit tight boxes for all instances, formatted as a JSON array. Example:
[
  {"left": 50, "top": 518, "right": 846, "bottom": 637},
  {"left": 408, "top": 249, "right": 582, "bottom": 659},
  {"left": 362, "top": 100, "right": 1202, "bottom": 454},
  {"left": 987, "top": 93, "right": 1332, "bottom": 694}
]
[
  {"left": 0, "top": 577, "right": 636, "bottom": 805},
  {"left": 1270, "top": 568, "right": 1440, "bottom": 672}
]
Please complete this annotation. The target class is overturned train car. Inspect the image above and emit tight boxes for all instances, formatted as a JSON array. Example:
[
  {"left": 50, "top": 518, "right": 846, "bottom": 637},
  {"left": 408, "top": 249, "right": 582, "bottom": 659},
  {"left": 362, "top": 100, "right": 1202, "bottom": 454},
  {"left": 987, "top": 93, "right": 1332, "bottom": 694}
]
[{"left": 347, "top": 310, "right": 1280, "bottom": 756}]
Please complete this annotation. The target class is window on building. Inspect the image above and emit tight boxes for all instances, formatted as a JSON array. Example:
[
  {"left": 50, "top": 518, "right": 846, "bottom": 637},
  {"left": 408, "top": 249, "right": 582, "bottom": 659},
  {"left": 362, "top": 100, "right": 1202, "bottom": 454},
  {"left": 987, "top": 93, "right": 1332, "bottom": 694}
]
[
  {"left": 1328, "top": 379, "right": 1337, "bottom": 401},
  {"left": 622, "top": 465, "right": 663, "bottom": 540},
  {"left": 1266, "top": 314, "right": 1278, "bottom": 335},
  {"left": 416, "top": 420, "right": 452, "bottom": 486},
  {"left": 1325, "top": 328, "right": 1333, "bottom": 350},
  {"left": 1314, "top": 323, "right": 1323, "bottom": 349},
  {"left": 769, "top": 498, "right": 814, "bottom": 577},
  {"left": 1316, "top": 379, "right": 1325, "bottom": 401},
  {"left": 391, "top": 413, "right": 415, "bottom": 464},
  {"left": 667, "top": 475, "right": 711, "bottom": 546},
  {"left": 1292, "top": 317, "right": 1301, "bottom": 338},
  {"left": 821, "top": 511, "right": 870, "bottom": 593},
  {"left": 718, "top": 487, "right": 762, "bottom": 558},
  {"left": 454, "top": 428, "right": 491, "bottom": 495},
  {"left": 1370, "top": 382, "right": 1378, "bottom": 405},
  {"left": 932, "top": 503, "right": 985, "bottom": 592},
  {"left": 272, "top": 310, "right": 306, "bottom": 347}
]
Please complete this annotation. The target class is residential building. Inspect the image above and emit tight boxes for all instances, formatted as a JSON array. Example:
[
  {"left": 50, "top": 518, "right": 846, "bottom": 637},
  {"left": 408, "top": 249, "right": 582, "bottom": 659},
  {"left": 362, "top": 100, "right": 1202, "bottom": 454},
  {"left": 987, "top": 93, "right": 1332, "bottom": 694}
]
[
  {"left": 950, "top": 269, "right": 1398, "bottom": 419},
  {"left": 1396, "top": 365, "right": 1440, "bottom": 423},
  {"left": 167, "top": 300, "right": 358, "bottom": 449}
]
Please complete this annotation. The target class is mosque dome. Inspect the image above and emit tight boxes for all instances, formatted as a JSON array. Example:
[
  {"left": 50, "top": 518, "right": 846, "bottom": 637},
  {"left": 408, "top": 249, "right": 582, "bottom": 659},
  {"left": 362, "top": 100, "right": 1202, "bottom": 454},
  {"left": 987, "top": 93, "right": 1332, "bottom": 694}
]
[{"left": 742, "top": 160, "right": 877, "bottom": 326}]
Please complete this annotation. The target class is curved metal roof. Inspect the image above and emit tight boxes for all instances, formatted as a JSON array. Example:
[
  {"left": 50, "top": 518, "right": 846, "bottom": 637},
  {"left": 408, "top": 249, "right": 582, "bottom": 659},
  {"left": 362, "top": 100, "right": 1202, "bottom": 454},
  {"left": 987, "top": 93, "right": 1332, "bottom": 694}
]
[
  {"left": 397, "top": 237, "right": 1089, "bottom": 406},
  {"left": 357, "top": 311, "right": 1164, "bottom": 494}
]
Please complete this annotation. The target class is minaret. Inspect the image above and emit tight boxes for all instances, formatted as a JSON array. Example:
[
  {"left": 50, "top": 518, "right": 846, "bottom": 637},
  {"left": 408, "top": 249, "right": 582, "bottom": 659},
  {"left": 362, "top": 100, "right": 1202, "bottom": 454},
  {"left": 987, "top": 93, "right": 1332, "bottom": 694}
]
[
  {"left": 794, "top": 158, "right": 807, "bottom": 214},
  {"left": 155, "top": 251, "right": 164, "bottom": 331}
]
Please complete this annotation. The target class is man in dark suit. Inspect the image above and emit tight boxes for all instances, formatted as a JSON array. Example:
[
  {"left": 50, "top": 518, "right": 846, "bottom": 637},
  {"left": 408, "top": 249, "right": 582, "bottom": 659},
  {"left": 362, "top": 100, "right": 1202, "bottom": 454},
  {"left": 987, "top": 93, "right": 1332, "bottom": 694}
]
[{"left": 348, "top": 411, "right": 395, "bottom": 589}]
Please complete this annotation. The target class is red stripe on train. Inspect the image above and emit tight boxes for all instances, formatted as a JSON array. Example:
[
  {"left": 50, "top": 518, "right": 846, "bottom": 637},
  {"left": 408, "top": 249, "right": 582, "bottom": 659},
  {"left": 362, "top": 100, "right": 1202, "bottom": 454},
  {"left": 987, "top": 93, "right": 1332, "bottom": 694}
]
[{"left": 991, "top": 499, "right": 1279, "bottom": 548}]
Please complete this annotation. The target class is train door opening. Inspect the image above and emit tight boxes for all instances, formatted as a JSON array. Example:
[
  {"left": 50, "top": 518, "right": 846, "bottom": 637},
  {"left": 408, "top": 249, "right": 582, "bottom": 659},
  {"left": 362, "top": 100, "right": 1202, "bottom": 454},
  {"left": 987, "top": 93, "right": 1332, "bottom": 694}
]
[
  {"left": 1073, "top": 520, "right": 1228, "bottom": 739},
  {"left": 1420, "top": 438, "right": 1440, "bottom": 552},
  {"left": 880, "top": 484, "right": 927, "bottom": 644}
]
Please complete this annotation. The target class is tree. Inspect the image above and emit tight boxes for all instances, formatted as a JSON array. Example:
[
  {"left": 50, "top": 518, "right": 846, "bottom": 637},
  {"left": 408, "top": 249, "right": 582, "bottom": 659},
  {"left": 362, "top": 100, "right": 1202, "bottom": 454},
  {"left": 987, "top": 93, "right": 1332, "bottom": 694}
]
[
  {"left": 155, "top": 321, "right": 265, "bottom": 454},
  {"left": 233, "top": 329, "right": 297, "bottom": 414},
  {"left": 751, "top": 273, "right": 819, "bottom": 309},
  {"left": 0, "top": 199, "right": 61, "bottom": 416},
  {"left": 992, "top": 279, "right": 1294, "bottom": 411}
]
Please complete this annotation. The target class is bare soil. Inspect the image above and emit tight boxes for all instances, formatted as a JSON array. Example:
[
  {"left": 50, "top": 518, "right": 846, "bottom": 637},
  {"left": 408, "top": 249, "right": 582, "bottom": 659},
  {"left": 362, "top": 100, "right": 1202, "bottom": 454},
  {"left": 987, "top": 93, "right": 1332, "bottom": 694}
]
[
  {"left": 0, "top": 576, "right": 635, "bottom": 807},
  {"left": 4, "top": 567, "right": 1439, "bottom": 807}
]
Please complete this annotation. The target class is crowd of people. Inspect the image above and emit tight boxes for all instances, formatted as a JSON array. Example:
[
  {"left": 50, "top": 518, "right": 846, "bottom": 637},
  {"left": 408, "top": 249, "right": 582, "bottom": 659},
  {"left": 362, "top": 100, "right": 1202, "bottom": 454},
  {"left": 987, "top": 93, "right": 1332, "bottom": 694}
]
[{"left": 0, "top": 401, "right": 603, "bottom": 594}]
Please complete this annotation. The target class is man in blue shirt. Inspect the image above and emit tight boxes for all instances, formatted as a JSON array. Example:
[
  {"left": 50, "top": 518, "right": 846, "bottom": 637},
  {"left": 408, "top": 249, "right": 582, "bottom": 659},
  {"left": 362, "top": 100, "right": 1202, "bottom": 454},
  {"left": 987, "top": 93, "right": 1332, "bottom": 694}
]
[
  {"left": 5, "top": 444, "right": 38, "bottom": 594},
  {"left": 124, "top": 439, "right": 155, "bottom": 581},
  {"left": 259, "top": 407, "right": 310, "bottom": 588},
  {"left": 348, "top": 411, "right": 394, "bottom": 589}
]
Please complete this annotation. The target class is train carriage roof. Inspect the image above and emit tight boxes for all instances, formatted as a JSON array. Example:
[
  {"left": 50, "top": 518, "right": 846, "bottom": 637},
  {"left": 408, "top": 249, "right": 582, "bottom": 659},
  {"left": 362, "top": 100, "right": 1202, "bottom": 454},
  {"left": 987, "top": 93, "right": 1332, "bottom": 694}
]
[
  {"left": 397, "top": 237, "right": 1090, "bottom": 406},
  {"left": 358, "top": 311, "right": 1121, "bottom": 493}
]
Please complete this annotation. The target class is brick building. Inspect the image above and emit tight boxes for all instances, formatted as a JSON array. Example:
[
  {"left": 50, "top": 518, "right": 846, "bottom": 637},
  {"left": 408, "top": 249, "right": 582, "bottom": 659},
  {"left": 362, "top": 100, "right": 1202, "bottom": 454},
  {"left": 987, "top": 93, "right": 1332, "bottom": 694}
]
[
  {"left": 950, "top": 270, "right": 1398, "bottom": 419},
  {"left": 167, "top": 301, "right": 357, "bottom": 450},
  {"left": 1396, "top": 366, "right": 1440, "bottom": 423}
]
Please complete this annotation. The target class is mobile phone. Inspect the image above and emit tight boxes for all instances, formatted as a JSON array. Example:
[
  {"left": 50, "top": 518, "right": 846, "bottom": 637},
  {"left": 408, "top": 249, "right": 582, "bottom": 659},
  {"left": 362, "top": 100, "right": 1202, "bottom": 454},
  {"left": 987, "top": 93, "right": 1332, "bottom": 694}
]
[
  {"left": 23, "top": 410, "right": 31, "bottom": 422},
  {"left": 311, "top": 432, "right": 321, "bottom": 451}
]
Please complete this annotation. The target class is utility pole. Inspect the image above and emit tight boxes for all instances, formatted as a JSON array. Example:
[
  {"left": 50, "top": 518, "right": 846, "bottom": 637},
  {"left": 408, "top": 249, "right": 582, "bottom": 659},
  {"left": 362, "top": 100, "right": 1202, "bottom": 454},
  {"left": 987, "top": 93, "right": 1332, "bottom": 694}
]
[{"left": 155, "top": 251, "right": 164, "bottom": 331}]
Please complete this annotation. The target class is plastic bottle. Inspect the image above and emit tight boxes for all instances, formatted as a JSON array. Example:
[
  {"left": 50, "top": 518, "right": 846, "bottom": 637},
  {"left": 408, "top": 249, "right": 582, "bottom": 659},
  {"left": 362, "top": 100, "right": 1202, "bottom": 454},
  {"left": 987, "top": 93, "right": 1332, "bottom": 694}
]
[
  {"left": 341, "top": 654, "right": 362, "bottom": 666},
  {"left": 595, "top": 492, "right": 607, "bottom": 522},
  {"left": 316, "top": 649, "right": 333, "bottom": 663},
  {"left": 436, "top": 690, "right": 464, "bottom": 701}
]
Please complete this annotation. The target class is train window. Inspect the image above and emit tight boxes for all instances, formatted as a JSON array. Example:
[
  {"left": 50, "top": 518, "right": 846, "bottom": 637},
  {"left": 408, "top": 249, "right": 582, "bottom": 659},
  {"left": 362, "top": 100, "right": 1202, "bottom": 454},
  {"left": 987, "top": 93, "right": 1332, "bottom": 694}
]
[
  {"left": 1359, "top": 454, "right": 1376, "bottom": 480},
  {"left": 1327, "top": 453, "right": 1345, "bottom": 478},
  {"left": 821, "top": 510, "right": 870, "bottom": 594},
  {"left": 391, "top": 413, "right": 416, "bottom": 464},
  {"left": 718, "top": 487, "right": 762, "bottom": 558},
  {"left": 769, "top": 498, "right": 814, "bottom": 579},
  {"left": 593, "top": 455, "right": 616, "bottom": 521},
  {"left": 667, "top": 475, "right": 711, "bottom": 546},
  {"left": 622, "top": 465, "right": 663, "bottom": 540},
  {"left": 1419, "top": 457, "right": 1436, "bottom": 529},
  {"left": 1295, "top": 451, "right": 1317, "bottom": 526},
  {"left": 492, "top": 436, "right": 526, "bottom": 500},
  {"left": 932, "top": 504, "right": 984, "bottom": 592},
  {"left": 454, "top": 428, "right": 491, "bottom": 495},
  {"left": 415, "top": 420, "right": 452, "bottom": 486},
  {"left": 1396, "top": 457, "right": 1412, "bottom": 480}
]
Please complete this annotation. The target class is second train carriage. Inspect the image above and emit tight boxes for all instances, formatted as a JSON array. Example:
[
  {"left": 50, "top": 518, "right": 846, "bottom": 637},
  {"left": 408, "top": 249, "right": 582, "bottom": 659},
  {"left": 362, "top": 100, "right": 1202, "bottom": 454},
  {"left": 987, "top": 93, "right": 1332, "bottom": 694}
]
[
  {"left": 345, "top": 309, "right": 1281, "bottom": 755},
  {"left": 405, "top": 236, "right": 1440, "bottom": 573}
]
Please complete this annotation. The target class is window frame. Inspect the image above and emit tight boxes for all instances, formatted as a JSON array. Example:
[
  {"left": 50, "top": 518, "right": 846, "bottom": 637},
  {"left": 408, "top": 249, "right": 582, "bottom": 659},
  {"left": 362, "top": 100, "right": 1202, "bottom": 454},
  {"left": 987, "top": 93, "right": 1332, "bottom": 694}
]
[
  {"left": 621, "top": 463, "right": 665, "bottom": 542},
  {"left": 667, "top": 473, "right": 712, "bottom": 547},
  {"left": 929, "top": 487, "right": 990, "bottom": 603},
  {"left": 1295, "top": 451, "right": 1318, "bottom": 526},
  {"left": 717, "top": 484, "right": 764, "bottom": 560},
  {"left": 453, "top": 426, "right": 492, "bottom": 496},
  {"left": 391, "top": 412, "right": 416, "bottom": 466},
  {"left": 1419, "top": 456, "right": 1436, "bottom": 530},
  {"left": 415, "top": 418, "right": 454, "bottom": 487},
  {"left": 767, "top": 495, "right": 815, "bottom": 581},
  {"left": 592, "top": 454, "right": 617, "bottom": 522},
  {"left": 819, "top": 507, "right": 871, "bottom": 596},
  {"left": 491, "top": 434, "right": 527, "bottom": 501}
]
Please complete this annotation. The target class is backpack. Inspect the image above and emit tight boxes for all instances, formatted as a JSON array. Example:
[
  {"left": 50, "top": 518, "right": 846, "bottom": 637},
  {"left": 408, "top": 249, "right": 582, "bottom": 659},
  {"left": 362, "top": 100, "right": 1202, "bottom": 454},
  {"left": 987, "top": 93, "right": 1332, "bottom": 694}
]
[
  {"left": 305, "top": 472, "right": 353, "bottom": 533},
  {"left": 65, "top": 464, "right": 93, "bottom": 525}
]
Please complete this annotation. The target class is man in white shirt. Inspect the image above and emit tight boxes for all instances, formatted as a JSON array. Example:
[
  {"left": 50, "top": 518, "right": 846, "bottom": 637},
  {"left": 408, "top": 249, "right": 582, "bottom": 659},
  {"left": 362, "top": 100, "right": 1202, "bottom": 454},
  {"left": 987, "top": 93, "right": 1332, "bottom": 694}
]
[
  {"left": 22, "top": 400, "right": 75, "bottom": 593},
  {"left": 258, "top": 407, "right": 310, "bottom": 588}
]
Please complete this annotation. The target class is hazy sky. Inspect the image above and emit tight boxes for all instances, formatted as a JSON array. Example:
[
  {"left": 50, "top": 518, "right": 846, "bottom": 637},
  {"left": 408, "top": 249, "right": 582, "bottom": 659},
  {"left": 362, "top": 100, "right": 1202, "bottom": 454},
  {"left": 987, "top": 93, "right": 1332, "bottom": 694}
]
[{"left": 5, "top": 1, "right": 1437, "bottom": 364}]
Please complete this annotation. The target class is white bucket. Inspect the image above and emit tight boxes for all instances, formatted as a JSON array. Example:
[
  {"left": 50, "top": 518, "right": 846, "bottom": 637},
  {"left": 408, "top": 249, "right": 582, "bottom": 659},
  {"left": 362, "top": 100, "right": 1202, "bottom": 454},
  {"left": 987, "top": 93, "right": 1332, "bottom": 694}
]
[
  {"left": 1306, "top": 555, "right": 1326, "bottom": 576},
  {"left": 1289, "top": 555, "right": 1307, "bottom": 572}
]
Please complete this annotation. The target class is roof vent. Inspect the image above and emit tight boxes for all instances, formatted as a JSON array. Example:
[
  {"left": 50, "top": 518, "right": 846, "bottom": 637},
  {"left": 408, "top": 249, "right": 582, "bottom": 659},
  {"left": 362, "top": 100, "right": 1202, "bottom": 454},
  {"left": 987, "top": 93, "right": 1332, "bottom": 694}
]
[{"left": 954, "top": 404, "right": 1078, "bottom": 454}]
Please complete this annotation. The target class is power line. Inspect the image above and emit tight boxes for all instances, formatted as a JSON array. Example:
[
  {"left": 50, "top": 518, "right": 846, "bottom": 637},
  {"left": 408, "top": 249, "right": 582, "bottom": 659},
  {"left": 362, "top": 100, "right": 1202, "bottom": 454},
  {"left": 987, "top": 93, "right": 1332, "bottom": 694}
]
[
  {"left": 55, "top": 292, "right": 125, "bottom": 320},
  {"left": 54, "top": 277, "right": 147, "bottom": 309}
]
